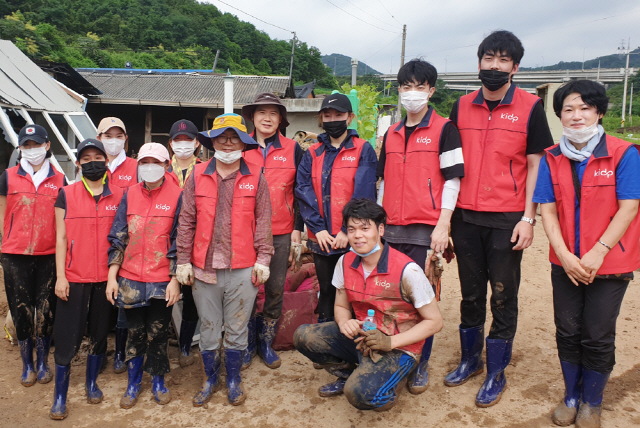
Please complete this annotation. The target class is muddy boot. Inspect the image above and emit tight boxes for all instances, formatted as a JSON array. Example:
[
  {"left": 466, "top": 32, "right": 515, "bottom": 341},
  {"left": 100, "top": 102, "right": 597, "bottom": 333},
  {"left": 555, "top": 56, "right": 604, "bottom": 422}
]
[
  {"left": 257, "top": 315, "right": 281, "bottom": 369},
  {"left": 241, "top": 316, "right": 257, "bottom": 371},
  {"left": 193, "top": 350, "right": 222, "bottom": 407},
  {"left": 575, "top": 369, "right": 609, "bottom": 428},
  {"left": 552, "top": 361, "right": 582, "bottom": 426},
  {"left": 475, "top": 338, "right": 512, "bottom": 408},
  {"left": 407, "top": 335, "right": 433, "bottom": 394},
  {"left": 152, "top": 375, "right": 171, "bottom": 405},
  {"left": 225, "top": 349, "right": 246, "bottom": 405},
  {"left": 85, "top": 354, "right": 105, "bottom": 404},
  {"left": 444, "top": 325, "right": 484, "bottom": 387},
  {"left": 49, "top": 365, "right": 70, "bottom": 420},
  {"left": 18, "top": 338, "right": 37, "bottom": 387},
  {"left": 35, "top": 336, "right": 53, "bottom": 384},
  {"left": 120, "top": 356, "right": 144, "bottom": 409},
  {"left": 318, "top": 362, "right": 355, "bottom": 397},
  {"left": 179, "top": 320, "right": 198, "bottom": 368},
  {"left": 113, "top": 327, "right": 127, "bottom": 374}
]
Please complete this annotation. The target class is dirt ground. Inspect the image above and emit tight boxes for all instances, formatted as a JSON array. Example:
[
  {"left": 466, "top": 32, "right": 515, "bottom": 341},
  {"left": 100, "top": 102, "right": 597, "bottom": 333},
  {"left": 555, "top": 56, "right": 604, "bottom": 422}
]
[{"left": 1, "top": 220, "right": 640, "bottom": 428}]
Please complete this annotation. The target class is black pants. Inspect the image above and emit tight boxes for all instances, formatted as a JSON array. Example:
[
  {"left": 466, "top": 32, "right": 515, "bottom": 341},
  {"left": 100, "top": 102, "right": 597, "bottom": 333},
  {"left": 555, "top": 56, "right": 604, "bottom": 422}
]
[
  {"left": 262, "top": 233, "right": 291, "bottom": 319},
  {"left": 53, "top": 282, "right": 111, "bottom": 366},
  {"left": 313, "top": 252, "right": 343, "bottom": 320},
  {"left": 2, "top": 254, "right": 56, "bottom": 341},
  {"left": 181, "top": 284, "right": 199, "bottom": 323},
  {"left": 552, "top": 264, "right": 629, "bottom": 373},
  {"left": 387, "top": 242, "right": 428, "bottom": 270},
  {"left": 125, "top": 299, "right": 174, "bottom": 376},
  {"left": 451, "top": 217, "right": 523, "bottom": 340}
]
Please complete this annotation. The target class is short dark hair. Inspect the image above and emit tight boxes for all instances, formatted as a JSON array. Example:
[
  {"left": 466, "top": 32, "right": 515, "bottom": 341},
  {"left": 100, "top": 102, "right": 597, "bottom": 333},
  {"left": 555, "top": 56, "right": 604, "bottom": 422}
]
[
  {"left": 397, "top": 59, "right": 438, "bottom": 87},
  {"left": 342, "top": 198, "right": 387, "bottom": 228},
  {"left": 477, "top": 30, "right": 524, "bottom": 65},
  {"left": 553, "top": 80, "right": 609, "bottom": 118}
]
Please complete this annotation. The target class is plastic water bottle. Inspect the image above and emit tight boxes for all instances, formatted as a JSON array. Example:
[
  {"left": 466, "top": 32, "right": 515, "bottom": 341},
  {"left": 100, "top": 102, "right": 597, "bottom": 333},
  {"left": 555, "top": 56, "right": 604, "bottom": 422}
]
[{"left": 363, "top": 309, "right": 377, "bottom": 331}]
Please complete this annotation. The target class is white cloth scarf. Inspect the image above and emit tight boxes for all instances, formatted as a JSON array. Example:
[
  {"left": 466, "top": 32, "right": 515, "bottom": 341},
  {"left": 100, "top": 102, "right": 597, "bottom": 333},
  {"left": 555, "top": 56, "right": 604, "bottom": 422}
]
[
  {"left": 108, "top": 149, "right": 127, "bottom": 173},
  {"left": 20, "top": 158, "right": 50, "bottom": 191},
  {"left": 559, "top": 124, "right": 604, "bottom": 162}
]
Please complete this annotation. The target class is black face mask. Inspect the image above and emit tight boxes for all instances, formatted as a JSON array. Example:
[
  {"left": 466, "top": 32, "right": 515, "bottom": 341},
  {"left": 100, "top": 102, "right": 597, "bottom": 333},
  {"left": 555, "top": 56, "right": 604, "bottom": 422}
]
[
  {"left": 81, "top": 161, "right": 108, "bottom": 181},
  {"left": 478, "top": 69, "right": 511, "bottom": 92},
  {"left": 322, "top": 120, "right": 348, "bottom": 139}
]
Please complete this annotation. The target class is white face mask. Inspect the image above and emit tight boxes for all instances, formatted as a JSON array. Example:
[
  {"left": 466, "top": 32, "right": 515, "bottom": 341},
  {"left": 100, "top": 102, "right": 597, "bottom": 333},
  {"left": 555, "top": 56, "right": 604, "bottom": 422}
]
[
  {"left": 172, "top": 140, "right": 196, "bottom": 159},
  {"left": 214, "top": 150, "right": 243, "bottom": 165},
  {"left": 138, "top": 163, "right": 166, "bottom": 183},
  {"left": 102, "top": 138, "right": 126, "bottom": 156},
  {"left": 20, "top": 146, "right": 47, "bottom": 165},
  {"left": 401, "top": 90, "right": 431, "bottom": 114},
  {"left": 562, "top": 120, "right": 600, "bottom": 145}
]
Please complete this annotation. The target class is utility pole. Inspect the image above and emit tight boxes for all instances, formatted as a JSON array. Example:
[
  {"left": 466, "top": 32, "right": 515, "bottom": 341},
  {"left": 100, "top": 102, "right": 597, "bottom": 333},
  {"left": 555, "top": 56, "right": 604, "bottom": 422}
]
[
  {"left": 619, "top": 38, "right": 630, "bottom": 128},
  {"left": 400, "top": 24, "right": 406, "bottom": 68},
  {"left": 630, "top": 83, "right": 634, "bottom": 126},
  {"left": 212, "top": 49, "right": 220, "bottom": 72},
  {"left": 288, "top": 32, "right": 297, "bottom": 90}
]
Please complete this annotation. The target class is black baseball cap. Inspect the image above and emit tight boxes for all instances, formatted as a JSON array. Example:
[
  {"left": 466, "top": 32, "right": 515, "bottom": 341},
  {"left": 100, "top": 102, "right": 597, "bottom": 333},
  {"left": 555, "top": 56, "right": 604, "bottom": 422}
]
[
  {"left": 320, "top": 93, "right": 353, "bottom": 113},
  {"left": 169, "top": 120, "right": 198, "bottom": 140},
  {"left": 18, "top": 124, "right": 49, "bottom": 146},
  {"left": 77, "top": 138, "right": 107, "bottom": 158}
]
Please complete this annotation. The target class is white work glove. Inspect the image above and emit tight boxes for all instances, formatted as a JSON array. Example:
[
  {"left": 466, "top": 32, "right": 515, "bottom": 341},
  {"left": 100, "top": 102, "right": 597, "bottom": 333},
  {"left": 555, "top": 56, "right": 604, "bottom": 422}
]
[
  {"left": 176, "top": 263, "right": 195, "bottom": 286},
  {"left": 251, "top": 263, "right": 270, "bottom": 286},
  {"left": 289, "top": 242, "right": 303, "bottom": 272}
]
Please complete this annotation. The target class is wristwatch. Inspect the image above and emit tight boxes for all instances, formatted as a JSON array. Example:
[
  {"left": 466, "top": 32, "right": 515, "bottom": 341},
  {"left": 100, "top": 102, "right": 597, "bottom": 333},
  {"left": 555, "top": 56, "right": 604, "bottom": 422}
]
[{"left": 520, "top": 216, "right": 536, "bottom": 226}]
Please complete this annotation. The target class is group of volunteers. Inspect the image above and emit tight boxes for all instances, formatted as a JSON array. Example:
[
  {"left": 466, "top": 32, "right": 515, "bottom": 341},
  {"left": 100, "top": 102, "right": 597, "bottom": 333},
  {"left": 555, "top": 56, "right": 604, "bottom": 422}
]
[{"left": 1, "top": 29, "right": 638, "bottom": 428}]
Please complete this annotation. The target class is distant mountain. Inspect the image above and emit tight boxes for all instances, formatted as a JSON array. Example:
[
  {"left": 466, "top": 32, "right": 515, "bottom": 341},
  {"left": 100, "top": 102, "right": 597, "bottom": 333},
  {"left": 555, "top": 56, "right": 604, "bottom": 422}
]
[
  {"left": 322, "top": 53, "right": 381, "bottom": 76},
  {"left": 521, "top": 47, "right": 640, "bottom": 71}
]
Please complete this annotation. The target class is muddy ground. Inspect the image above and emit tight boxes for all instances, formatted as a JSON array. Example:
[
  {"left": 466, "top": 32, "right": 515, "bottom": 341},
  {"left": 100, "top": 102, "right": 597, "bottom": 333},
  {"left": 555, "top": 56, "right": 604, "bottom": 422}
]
[{"left": 1, "top": 221, "right": 639, "bottom": 427}]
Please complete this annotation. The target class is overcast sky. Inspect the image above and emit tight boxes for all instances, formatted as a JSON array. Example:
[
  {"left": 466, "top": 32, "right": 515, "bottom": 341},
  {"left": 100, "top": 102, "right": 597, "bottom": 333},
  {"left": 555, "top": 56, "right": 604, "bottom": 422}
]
[{"left": 204, "top": 0, "right": 640, "bottom": 74}]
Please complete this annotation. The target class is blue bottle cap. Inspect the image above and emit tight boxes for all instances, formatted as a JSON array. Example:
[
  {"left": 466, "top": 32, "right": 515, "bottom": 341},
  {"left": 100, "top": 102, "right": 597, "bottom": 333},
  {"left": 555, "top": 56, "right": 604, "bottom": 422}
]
[{"left": 367, "top": 309, "right": 375, "bottom": 317}]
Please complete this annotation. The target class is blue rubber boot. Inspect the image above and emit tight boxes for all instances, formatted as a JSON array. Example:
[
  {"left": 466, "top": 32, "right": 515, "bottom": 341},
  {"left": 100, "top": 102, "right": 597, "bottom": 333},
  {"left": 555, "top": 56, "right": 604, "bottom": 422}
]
[
  {"left": 225, "top": 349, "right": 246, "bottom": 405},
  {"left": 444, "top": 325, "right": 485, "bottom": 387},
  {"left": 179, "top": 320, "right": 198, "bottom": 368},
  {"left": 575, "top": 369, "right": 609, "bottom": 428},
  {"left": 120, "top": 355, "right": 144, "bottom": 409},
  {"left": 18, "top": 338, "right": 37, "bottom": 387},
  {"left": 319, "top": 362, "right": 355, "bottom": 397},
  {"left": 475, "top": 338, "right": 512, "bottom": 407},
  {"left": 35, "top": 336, "right": 53, "bottom": 384},
  {"left": 49, "top": 365, "right": 70, "bottom": 420},
  {"left": 407, "top": 335, "right": 434, "bottom": 394},
  {"left": 193, "top": 350, "right": 222, "bottom": 407},
  {"left": 257, "top": 315, "right": 281, "bottom": 369},
  {"left": 85, "top": 354, "right": 104, "bottom": 404},
  {"left": 113, "top": 327, "right": 127, "bottom": 374},
  {"left": 241, "top": 316, "right": 257, "bottom": 371},
  {"left": 552, "top": 361, "right": 582, "bottom": 426},
  {"left": 152, "top": 375, "right": 171, "bottom": 405}
]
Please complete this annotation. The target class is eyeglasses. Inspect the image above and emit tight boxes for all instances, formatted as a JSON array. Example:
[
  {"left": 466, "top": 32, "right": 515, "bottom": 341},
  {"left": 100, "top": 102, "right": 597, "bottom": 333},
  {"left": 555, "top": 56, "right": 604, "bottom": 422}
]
[{"left": 216, "top": 136, "right": 241, "bottom": 144}]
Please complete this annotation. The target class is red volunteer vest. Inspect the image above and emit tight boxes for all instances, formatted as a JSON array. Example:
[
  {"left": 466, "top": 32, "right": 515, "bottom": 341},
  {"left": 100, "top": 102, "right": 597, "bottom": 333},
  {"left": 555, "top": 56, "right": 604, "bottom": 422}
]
[
  {"left": 2, "top": 165, "right": 65, "bottom": 255},
  {"left": 63, "top": 180, "right": 124, "bottom": 283},
  {"left": 191, "top": 159, "right": 260, "bottom": 270},
  {"left": 383, "top": 109, "right": 449, "bottom": 226},
  {"left": 118, "top": 180, "right": 182, "bottom": 283},
  {"left": 309, "top": 137, "right": 367, "bottom": 238},
  {"left": 456, "top": 86, "right": 540, "bottom": 212},
  {"left": 108, "top": 157, "right": 138, "bottom": 188},
  {"left": 343, "top": 244, "right": 425, "bottom": 356},
  {"left": 243, "top": 133, "right": 298, "bottom": 235},
  {"left": 544, "top": 135, "right": 640, "bottom": 274}
]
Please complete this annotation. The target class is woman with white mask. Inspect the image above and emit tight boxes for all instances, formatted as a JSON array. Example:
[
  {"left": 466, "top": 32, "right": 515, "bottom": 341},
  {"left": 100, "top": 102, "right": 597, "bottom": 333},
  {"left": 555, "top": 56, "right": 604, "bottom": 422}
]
[{"left": 0, "top": 124, "right": 66, "bottom": 388}]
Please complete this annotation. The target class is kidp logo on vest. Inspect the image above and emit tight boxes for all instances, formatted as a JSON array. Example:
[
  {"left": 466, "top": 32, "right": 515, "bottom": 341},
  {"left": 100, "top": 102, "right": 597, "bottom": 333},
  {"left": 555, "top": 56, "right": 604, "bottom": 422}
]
[
  {"left": 415, "top": 136, "right": 431, "bottom": 145},
  {"left": 273, "top": 155, "right": 287, "bottom": 162},
  {"left": 341, "top": 155, "right": 356, "bottom": 162},
  {"left": 44, "top": 183, "right": 58, "bottom": 190},
  {"left": 105, "top": 205, "right": 119, "bottom": 211},
  {"left": 155, "top": 204, "right": 171, "bottom": 211},
  {"left": 375, "top": 277, "right": 391, "bottom": 289},
  {"left": 594, "top": 169, "right": 613, "bottom": 178},
  {"left": 119, "top": 175, "right": 132, "bottom": 181},
  {"left": 239, "top": 183, "right": 255, "bottom": 191},
  {"left": 500, "top": 113, "right": 519, "bottom": 123}
]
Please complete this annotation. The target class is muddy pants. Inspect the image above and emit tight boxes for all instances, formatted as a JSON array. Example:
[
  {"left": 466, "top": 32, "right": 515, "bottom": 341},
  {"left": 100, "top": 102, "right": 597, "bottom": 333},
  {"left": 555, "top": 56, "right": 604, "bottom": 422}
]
[
  {"left": 193, "top": 268, "right": 257, "bottom": 351},
  {"left": 181, "top": 284, "right": 199, "bottom": 323},
  {"left": 313, "top": 252, "right": 343, "bottom": 320},
  {"left": 294, "top": 322, "right": 417, "bottom": 410},
  {"left": 451, "top": 216, "right": 523, "bottom": 340},
  {"left": 53, "top": 282, "right": 111, "bottom": 366},
  {"left": 1, "top": 254, "right": 56, "bottom": 341},
  {"left": 124, "top": 299, "right": 173, "bottom": 376},
  {"left": 552, "top": 264, "right": 629, "bottom": 373},
  {"left": 260, "top": 233, "right": 291, "bottom": 319}
]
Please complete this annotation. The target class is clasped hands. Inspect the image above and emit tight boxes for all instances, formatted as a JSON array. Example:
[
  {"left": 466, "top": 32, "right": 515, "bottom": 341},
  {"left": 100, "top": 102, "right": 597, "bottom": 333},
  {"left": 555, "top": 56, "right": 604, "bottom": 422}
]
[{"left": 338, "top": 319, "right": 393, "bottom": 357}]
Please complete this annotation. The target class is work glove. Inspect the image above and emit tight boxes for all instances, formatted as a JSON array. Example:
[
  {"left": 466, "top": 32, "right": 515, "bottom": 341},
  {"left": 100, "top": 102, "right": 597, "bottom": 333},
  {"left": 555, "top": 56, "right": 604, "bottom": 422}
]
[
  {"left": 252, "top": 263, "right": 270, "bottom": 286},
  {"left": 425, "top": 250, "right": 444, "bottom": 301},
  {"left": 289, "top": 242, "right": 303, "bottom": 272},
  {"left": 176, "top": 263, "right": 195, "bottom": 286}
]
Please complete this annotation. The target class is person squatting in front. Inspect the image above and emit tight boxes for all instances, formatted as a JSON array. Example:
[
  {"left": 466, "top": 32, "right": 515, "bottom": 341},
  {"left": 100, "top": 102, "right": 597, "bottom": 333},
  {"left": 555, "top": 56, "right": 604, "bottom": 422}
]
[
  {"left": 293, "top": 198, "right": 443, "bottom": 410},
  {"left": 49, "top": 139, "right": 125, "bottom": 420},
  {"left": 376, "top": 59, "right": 464, "bottom": 393},
  {"left": 447, "top": 30, "right": 553, "bottom": 407},
  {"left": 0, "top": 124, "right": 66, "bottom": 387},
  {"left": 534, "top": 80, "right": 640, "bottom": 428},
  {"left": 241, "top": 93, "right": 305, "bottom": 370},
  {"left": 176, "top": 113, "right": 274, "bottom": 406},
  {"left": 106, "top": 143, "right": 183, "bottom": 408},
  {"left": 295, "top": 93, "right": 378, "bottom": 325}
]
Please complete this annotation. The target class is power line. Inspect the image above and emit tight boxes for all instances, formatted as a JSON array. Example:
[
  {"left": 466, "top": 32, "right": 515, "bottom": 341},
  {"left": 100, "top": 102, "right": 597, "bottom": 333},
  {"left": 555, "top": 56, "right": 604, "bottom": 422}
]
[
  {"left": 343, "top": 0, "right": 401, "bottom": 32},
  {"left": 363, "top": 34, "right": 402, "bottom": 63},
  {"left": 213, "top": 0, "right": 294, "bottom": 34},
  {"left": 324, "top": 0, "right": 401, "bottom": 34},
  {"left": 376, "top": 0, "right": 402, "bottom": 27}
]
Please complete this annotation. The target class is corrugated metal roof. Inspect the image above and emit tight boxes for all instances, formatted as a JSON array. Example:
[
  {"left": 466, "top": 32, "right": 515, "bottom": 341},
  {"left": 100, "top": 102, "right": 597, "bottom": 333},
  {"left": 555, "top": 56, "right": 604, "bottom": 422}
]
[
  {"left": 0, "top": 41, "right": 84, "bottom": 112},
  {"left": 78, "top": 71, "right": 290, "bottom": 107}
]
